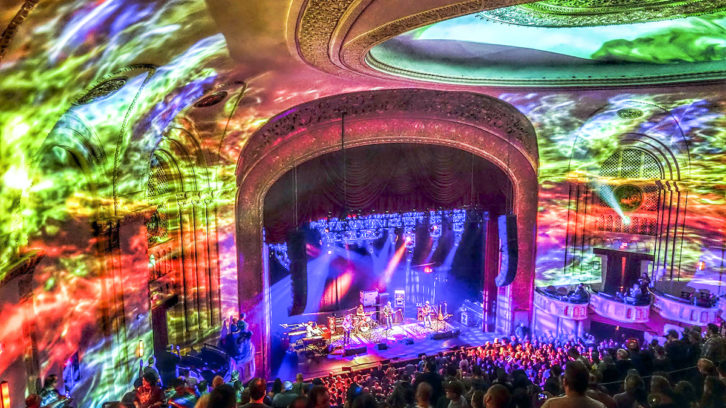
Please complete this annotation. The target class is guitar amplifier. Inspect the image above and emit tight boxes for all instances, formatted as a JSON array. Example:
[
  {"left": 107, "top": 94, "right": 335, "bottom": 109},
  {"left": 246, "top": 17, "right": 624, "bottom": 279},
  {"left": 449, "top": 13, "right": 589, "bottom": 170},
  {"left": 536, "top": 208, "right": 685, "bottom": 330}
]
[
  {"left": 360, "top": 290, "right": 379, "bottom": 306},
  {"left": 394, "top": 290, "right": 405, "bottom": 307}
]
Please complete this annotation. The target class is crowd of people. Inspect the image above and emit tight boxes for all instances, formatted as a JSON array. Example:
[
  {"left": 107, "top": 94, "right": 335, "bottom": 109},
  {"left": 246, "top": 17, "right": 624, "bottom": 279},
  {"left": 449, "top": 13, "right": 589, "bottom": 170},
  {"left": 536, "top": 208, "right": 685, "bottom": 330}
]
[{"left": 26, "top": 322, "right": 726, "bottom": 408}]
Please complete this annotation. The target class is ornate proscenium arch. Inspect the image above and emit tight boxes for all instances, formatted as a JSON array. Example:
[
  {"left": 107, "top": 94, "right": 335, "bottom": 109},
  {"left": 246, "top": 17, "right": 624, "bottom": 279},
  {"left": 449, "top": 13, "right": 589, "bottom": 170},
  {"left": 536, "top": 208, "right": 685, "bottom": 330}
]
[{"left": 235, "top": 89, "right": 539, "bottom": 376}]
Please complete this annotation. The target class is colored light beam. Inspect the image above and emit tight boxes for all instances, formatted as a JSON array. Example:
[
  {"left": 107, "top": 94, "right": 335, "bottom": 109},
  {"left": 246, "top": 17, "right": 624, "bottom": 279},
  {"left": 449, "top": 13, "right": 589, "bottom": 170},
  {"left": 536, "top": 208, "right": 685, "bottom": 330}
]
[{"left": 379, "top": 237, "right": 408, "bottom": 288}]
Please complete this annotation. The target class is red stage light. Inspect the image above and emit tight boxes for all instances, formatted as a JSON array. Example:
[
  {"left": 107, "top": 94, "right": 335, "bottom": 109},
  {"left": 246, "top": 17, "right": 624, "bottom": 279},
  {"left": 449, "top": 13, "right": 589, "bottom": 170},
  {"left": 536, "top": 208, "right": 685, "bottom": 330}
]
[
  {"left": 423, "top": 266, "right": 433, "bottom": 274},
  {"left": 0, "top": 381, "right": 9, "bottom": 408}
]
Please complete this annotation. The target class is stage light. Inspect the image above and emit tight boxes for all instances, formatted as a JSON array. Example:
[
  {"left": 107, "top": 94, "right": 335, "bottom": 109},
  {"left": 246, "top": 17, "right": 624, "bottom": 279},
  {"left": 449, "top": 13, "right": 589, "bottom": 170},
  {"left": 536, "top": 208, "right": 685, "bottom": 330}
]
[
  {"left": 137, "top": 340, "right": 144, "bottom": 358},
  {"left": 698, "top": 261, "right": 705, "bottom": 271},
  {"left": 0, "top": 381, "right": 9, "bottom": 408},
  {"left": 424, "top": 266, "right": 433, "bottom": 274}
]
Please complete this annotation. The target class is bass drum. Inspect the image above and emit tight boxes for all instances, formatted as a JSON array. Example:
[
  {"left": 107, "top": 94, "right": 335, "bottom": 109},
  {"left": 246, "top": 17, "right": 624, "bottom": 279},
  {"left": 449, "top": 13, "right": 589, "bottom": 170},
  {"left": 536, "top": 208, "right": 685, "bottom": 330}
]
[{"left": 358, "top": 322, "right": 370, "bottom": 332}]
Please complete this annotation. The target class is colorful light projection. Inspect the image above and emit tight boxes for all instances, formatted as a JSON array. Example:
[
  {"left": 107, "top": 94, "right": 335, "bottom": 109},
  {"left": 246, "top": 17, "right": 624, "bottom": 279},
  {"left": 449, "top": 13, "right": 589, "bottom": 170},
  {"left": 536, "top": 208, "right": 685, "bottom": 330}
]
[
  {"left": 0, "top": 0, "right": 238, "bottom": 405},
  {"left": 367, "top": 9, "right": 726, "bottom": 85},
  {"left": 501, "top": 91, "right": 726, "bottom": 291}
]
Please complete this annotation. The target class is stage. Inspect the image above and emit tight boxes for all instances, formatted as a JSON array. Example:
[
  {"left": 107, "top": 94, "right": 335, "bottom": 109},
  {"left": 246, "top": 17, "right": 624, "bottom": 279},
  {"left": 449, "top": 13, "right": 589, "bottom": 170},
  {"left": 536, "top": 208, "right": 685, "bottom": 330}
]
[{"left": 272, "top": 320, "right": 496, "bottom": 380}]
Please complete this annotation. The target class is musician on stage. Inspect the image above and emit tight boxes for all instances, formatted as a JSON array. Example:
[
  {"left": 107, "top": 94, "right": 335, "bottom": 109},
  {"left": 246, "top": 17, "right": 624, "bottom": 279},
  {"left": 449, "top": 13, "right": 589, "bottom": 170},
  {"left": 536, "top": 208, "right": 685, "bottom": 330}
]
[
  {"left": 422, "top": 301, "right": 433, "bottom": 328},
  {"left": 382, "top": 301, "right": 394, "bottom": 330},
  {"left": 306, "top": 322, "right": 322, "bottom": 338},
  {"left": 341, "top": 314, "right": 353, "bottom": 347},
  {"left": 356, "top": 304, "right": 365, "bottom": 318}
]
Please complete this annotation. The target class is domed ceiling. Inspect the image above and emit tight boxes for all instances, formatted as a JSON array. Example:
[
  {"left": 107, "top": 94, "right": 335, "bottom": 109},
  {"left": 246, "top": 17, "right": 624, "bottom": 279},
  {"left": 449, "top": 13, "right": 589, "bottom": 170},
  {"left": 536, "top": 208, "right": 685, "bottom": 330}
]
[{"left": 367, "top": 0, "right": 726, "bottom": 86}]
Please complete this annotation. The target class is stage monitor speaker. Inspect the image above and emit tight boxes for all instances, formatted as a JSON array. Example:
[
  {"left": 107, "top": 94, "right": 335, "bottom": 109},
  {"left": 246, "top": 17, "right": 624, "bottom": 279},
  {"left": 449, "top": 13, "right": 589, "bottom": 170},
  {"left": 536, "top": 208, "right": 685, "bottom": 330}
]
[
  {"left": 376, "top": 343, "right": 388, "bottom": 350},
  {"left": 399, "top": 338, "right": 414, "bottom": 345},
  {"left": 343, "top": 346, "right": 367, "bottom": 356},
  {"left": 430, "top": 330, "right": 459, "bottom": 340},
  {"left": 496, "top": 214, "right": 518, "bottom": 287}
]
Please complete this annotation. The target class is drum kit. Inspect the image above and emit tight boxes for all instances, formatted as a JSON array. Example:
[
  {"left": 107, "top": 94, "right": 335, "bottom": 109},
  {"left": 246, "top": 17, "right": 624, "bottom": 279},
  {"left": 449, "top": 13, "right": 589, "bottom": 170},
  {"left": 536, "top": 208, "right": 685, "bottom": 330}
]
[{"left": 353, "top": 312, "right": 376, "bottom": 333}]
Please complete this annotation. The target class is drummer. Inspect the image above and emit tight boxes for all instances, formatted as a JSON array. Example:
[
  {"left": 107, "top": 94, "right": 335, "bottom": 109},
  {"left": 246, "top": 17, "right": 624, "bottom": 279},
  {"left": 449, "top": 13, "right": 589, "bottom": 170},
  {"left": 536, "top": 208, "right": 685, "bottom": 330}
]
[{"left": 355, "top": 304, "right": 365, "bottom": 318}]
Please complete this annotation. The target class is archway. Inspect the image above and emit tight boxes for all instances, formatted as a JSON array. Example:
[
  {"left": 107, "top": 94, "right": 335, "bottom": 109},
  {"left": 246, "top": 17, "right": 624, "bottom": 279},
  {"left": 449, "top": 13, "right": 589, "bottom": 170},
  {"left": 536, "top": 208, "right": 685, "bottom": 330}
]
[{"left": 235, "top": 89, "right": 539, "bottom": 375}]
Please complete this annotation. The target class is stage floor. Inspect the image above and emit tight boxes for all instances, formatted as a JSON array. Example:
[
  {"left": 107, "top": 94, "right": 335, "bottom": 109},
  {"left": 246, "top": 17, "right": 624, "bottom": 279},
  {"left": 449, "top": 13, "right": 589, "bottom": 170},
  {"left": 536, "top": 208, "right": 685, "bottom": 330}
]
[{"left": 272, "top": 320, "right": 497, "bottom": 380}]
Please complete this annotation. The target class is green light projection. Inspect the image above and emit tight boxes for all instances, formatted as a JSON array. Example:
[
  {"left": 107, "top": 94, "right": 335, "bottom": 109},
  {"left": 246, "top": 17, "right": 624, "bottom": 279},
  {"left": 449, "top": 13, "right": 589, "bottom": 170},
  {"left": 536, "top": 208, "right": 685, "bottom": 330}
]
[{"left": 367, "top": 9, "right": 726, "bottom": 85}]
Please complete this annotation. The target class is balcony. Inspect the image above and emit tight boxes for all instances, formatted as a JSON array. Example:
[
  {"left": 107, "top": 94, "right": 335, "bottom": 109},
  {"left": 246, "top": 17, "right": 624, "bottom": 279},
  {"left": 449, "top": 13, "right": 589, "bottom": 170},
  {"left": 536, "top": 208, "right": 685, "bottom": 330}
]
[
  {"left": 590, "top": 292, "right": 650, "bottom": 324},
  {"left": 652, "top": 290, "right": 720, "bottom": 326},
  {"left": 533, "top": 289, "right": 589, "bottom": 321}
]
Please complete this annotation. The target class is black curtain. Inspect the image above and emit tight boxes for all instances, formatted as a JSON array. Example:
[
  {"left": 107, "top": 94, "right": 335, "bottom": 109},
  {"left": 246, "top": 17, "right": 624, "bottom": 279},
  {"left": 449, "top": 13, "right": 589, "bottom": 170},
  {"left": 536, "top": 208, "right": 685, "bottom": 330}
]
[{"left": 264, "top": 144, "right": 510, "bottom": 242}]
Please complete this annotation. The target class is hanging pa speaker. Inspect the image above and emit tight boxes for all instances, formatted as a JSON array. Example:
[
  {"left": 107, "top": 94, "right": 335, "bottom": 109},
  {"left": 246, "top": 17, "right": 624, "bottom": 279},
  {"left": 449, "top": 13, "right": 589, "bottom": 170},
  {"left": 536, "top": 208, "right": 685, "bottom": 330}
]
[
  {"left": 288, "top": 228, "right": 307, "bottom": 315},
  {"left": 495, "top": 214, "right": 518, "bottom": 287}
]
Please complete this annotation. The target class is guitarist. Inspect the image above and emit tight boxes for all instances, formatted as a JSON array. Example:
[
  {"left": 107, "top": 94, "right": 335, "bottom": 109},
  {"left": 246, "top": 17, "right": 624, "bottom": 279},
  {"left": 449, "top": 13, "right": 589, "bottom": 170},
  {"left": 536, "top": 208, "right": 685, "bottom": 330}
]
[
  {"left": 382, "top": 301, "right": 394, "bottom": 330},
  {"left": 421, "top": 301, "right": 433, "bottom": 328},
  {"left": 341, "top": 314, "right": 353, "bottom": 348}
]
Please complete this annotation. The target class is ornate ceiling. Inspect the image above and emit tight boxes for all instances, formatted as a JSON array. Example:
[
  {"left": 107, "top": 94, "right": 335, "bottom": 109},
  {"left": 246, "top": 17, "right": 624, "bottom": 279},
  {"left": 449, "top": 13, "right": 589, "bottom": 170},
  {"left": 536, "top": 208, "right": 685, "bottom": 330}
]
[
  {"left": 484, "top": 0, "right": 726, "bottom": 27},
  {"left": 366, "top": 2, "right": 726, "bottom": 86}
]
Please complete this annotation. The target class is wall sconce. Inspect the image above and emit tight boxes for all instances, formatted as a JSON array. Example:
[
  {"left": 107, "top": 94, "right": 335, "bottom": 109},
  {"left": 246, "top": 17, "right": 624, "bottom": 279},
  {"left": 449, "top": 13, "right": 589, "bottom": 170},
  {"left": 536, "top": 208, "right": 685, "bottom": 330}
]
[
  {"left": 0, "top": 381, "right": 10, "bottom": 408},
  {"left": 136, "top": 340, "right": 144, "bottom": 358}
]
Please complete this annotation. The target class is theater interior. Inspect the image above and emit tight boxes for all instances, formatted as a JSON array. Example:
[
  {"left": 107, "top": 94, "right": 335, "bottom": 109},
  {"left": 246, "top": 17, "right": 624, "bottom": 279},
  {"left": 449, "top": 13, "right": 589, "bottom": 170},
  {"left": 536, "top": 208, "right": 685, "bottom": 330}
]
[{"left": 1, "top": 1, "right": 726, "bottom": 407}]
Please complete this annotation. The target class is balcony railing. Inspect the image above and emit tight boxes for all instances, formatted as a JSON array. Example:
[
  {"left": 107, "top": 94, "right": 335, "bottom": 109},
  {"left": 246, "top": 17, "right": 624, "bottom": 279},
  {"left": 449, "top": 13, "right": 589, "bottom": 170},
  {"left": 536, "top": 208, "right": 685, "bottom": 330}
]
[
  {"left": 590, "top": 292, "right": 651, "bottom": 323},
  {"left": 534, "top": 289, "right": 589, "bottom": 320}
]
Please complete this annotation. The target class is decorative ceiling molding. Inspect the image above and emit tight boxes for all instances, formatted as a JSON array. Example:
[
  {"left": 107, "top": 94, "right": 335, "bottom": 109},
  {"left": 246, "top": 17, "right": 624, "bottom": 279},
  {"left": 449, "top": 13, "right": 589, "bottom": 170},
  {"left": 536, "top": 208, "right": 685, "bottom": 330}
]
[
  {"left": 293, "top": 0, "right": 530, "bottom": 76},
  {"left": 237, "top": 88, "right": 539, "bottom": 183},
  {"left": 290, "top": 0, "right": 726, "bottom": 86},
  {"left": 481, "top": 0, "right": 726, "bottom": 27},
  {"left": 0, "top": 0, "right": 39, "bottom": 61}
]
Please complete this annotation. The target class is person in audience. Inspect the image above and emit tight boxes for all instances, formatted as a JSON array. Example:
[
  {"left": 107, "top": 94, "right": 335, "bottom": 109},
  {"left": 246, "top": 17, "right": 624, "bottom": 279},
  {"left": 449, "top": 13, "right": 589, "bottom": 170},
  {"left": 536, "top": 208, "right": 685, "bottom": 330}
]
[
  {"left": 24, "top": 394, "right": 41, "bottom": 408},
  {"left": 647, "top": 376, "right": 676, "bottom": 408},
  {"left": 40, "top": 374, "right": 69, "bottom": 408},
  {"left": 307, "top": 385, "right": 331, "bottom": 408},
  {"left": 586, "top": 373, "right": 615, "bottom": 408},
  {"left": 212, "top": 376, "right": 225, "bottom": 389},
  {"left": 540, "top": 361, "right": 604, "bottom": 408},
  {"left": 169, "top": 377, "right": 199, "bottom": 408},
  {"left": 415, "top": 382, "right": 433, "bottom": 408},
  {"left": 143, "top": 357, "right": 161, "bottom": 384},
  {"left": 274, "top": 381, "right": 299, "bottom": 408},
  {"left": 352, "top": 393, "right": 378, "bottom": 408},
  {"left": 293, "top": 373, "right": 308, "bottom": 396},
  {"left": 613, "top": 374, "right": 645, "bottom": 408},
  {"left": 470, "top": 390, "right": 484, "bottom": 408},
  {"left": 290, "top": 396, "right": 309, "bottom": 408},
  {"left": 194, "top": 394, "right": 210, "bottom": 408},
  {"left": 614, "top": 349, "right": 634, "bottom": 380},
  {"left": 414, "top": 361, "right": 444, "bottom": 406},
  {"left": 482, "top": 385, "right": 510, "bottom": 408},
  {"left": 242, "top": 377, "right": 272, "bottom": 408},
  {"left": 444, "top": 381, "right": 468, "bottom": 408},
  {"left": 700, "top": 376, "right": 726, "bottom": 408},
  {"left": 702, "top": 323, "right": 726, "bottom": 363},
  {"left": 673, "top": 381, "right": 697, "bottom": 408},
  {"left": 209, "top": 384, "right": 236, "bottom": 408},
  {"left": 136, "top": 372, "right": 165, "bottom": 408}
]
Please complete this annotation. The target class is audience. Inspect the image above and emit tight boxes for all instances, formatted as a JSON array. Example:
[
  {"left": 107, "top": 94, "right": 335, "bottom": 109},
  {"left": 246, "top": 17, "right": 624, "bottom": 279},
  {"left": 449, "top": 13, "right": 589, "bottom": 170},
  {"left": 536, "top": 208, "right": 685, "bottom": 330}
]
[{"left": 109, "top": 321, "right": 726, "bottom": 408}]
